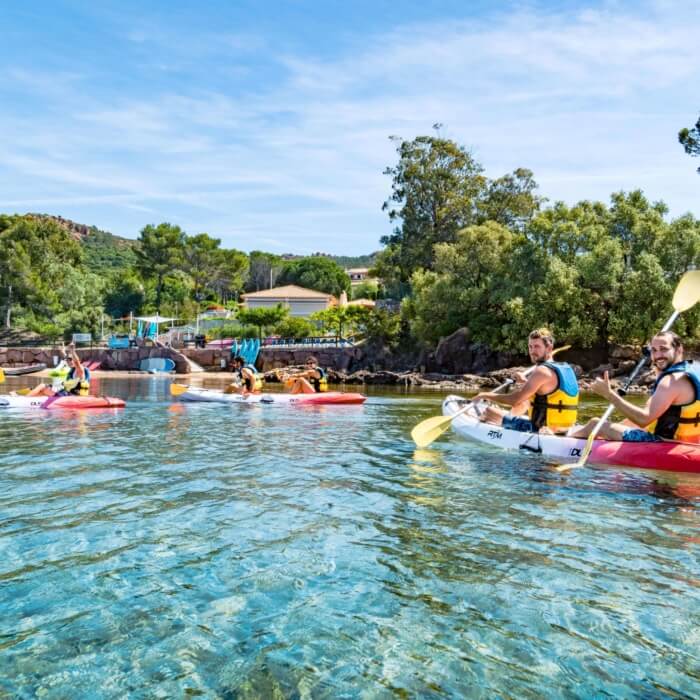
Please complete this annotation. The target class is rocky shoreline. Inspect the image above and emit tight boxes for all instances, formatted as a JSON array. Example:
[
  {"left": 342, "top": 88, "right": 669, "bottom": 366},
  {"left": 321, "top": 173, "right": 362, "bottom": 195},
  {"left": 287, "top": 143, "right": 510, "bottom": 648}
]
[{"left": 263, "top": 362, "right": 657, "bottom": 394}]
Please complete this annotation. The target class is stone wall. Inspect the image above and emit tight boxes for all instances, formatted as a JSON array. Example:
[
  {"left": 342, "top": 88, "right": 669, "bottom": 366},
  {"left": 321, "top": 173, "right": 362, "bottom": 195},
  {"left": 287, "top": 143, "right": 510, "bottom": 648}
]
[
  {"left": 0, "top": 346, "right": 192, "bottom": 374},
  {"left": 0, "top": 345, "right": 368, "bottom": 374},
  {"left": 257, "top": 347, "right": 366, "bottom": 373}
]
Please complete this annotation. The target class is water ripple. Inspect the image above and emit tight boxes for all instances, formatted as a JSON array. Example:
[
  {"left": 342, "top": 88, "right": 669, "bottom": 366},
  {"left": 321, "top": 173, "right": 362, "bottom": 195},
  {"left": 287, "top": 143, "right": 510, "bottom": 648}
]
[{"left": 0, "top": 382, "right": 699, "bottom": 697}]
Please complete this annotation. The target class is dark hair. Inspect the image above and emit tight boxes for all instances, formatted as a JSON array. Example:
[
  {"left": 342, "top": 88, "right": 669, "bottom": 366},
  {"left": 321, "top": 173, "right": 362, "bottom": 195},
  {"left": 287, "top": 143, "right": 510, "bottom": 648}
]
[
  {"left": 305, "top": 356, "right": 318, "bottom": 364},
  {"left": 653, "top": 331, "right": 682, "bottom": 349},
  {"left": 233, "top": 355, "right": 245, "bottom": 364},
  {"left": 528, "top": 327, "right": 554, "bottom": 347}
]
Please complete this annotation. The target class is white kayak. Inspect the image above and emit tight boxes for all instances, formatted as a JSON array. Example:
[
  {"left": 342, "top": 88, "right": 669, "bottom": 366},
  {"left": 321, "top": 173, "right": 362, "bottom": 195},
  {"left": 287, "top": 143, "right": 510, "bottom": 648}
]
[
  {"left": 173, "top": 385, "right": 366, "bottom": 405},
  {"left": 0, "top": 394, "right": 126, "bottom": 409},
  {"left": 442, "top": 394, "right": 700, "bottom": 473}
]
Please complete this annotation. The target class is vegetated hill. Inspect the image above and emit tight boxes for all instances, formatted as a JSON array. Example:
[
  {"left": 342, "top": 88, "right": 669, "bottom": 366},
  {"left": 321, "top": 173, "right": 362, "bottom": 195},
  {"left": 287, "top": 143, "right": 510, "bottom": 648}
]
[
  {"left": 329, "top": 252, "right": 378, "bottom": 269},
  {"left": 26, "top": 213, "right": 137, "bottom": 272}
]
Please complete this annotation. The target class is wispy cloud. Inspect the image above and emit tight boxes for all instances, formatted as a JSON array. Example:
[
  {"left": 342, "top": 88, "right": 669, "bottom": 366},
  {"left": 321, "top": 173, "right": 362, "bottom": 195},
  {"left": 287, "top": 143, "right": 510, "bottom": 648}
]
[{"left": 0, "top": 1, "right": 698, "bottom": 253}]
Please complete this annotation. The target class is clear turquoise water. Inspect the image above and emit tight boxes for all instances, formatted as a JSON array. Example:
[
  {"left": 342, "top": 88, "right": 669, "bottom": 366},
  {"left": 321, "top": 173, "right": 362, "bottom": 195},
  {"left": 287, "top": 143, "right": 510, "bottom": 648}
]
[{"left": 1, "top": 377, "right": 699, "bottom": 698}]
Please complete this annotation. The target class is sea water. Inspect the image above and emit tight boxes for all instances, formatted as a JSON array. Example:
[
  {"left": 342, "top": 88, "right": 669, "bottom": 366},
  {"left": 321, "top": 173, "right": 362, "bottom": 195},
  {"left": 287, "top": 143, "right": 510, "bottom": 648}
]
[{"left": 0, "top": 377, "right": 698, "bottom": 698}]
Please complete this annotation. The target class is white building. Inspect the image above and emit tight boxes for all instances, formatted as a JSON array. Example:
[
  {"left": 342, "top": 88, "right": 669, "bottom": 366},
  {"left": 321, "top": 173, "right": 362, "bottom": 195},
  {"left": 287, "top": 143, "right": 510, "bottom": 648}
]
[
  {"left": 346, "top": 267, "right": 370, "bottom": 285},
  {"left": 241, "top": 285, "right": 335, "bottom": 318}
]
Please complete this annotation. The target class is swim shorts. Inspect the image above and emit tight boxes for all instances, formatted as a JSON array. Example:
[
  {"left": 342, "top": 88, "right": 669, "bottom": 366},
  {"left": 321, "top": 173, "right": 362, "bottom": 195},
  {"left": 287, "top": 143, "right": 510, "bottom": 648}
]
[
  {"left": 502, "top": 416, "right": 535, "bottom": 432},
  {"left": 621, "top": 429, "right": 662, "bottom": 443}
]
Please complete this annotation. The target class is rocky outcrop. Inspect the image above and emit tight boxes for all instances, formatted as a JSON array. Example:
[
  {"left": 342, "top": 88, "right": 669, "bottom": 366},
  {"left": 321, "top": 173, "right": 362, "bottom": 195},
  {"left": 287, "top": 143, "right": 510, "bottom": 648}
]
[
  {"left": 429, "top": 327, "right": 526, "bottom": 374},
  {"left": 257, "top": 346, "right": 366, "bottom": 373}
]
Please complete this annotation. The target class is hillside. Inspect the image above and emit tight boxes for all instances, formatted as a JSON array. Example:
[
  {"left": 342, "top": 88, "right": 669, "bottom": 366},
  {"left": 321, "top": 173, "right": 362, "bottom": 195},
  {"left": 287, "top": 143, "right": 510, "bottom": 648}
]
[
  {"left": 23, "top": 214, "right": 377, "bottom": 272},
  {"left": 27, "top": 213, "right": 137, "bottom": 272}
]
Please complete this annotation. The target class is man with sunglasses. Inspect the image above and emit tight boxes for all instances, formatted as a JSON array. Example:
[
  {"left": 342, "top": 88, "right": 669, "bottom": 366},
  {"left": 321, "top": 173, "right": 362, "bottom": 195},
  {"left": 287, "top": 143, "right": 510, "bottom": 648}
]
[{"left": 282, "top": 356, "right": 328, "bottom": 394}]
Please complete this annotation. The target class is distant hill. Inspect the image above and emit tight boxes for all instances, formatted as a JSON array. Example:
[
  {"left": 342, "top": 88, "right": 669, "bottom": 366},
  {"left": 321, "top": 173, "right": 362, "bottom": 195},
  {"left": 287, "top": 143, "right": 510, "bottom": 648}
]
[
  {"left": 23, "top": 214, "right": 377, "bottom": 272},
  {"left": 329, "top": 253, "right": 378, "bottom": 269},
  {"left": 26, "top": 214, "right": 137, "bottom": 272}
]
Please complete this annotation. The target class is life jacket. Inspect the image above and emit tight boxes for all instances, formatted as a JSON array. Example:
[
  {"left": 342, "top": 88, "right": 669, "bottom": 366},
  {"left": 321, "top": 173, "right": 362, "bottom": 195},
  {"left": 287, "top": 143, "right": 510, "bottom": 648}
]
[
  {"left": 528, "top": 362, "right": 579, "bottom": 431},
  {"left": 63, "top": 366, "right": 91, "bottom": 396},
  {"left": 239, "top": 364, "right": 264, "bottom": 392},
  {"left": 646, "top": 361, "right": 700, "bottom": 443},
  {"left": 311, "top": 367, "right": 328, "bottom": 393}
]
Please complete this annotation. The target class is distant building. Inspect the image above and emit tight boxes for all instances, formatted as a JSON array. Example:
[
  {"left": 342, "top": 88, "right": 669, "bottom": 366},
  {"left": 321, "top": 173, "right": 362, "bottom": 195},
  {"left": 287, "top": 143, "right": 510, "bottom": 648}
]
[
  {"left": 346, "top": 267, "right": 371, "bottom": 285},
  {"left": 241, "top": 285, "right": 335, "bottom": 318}
]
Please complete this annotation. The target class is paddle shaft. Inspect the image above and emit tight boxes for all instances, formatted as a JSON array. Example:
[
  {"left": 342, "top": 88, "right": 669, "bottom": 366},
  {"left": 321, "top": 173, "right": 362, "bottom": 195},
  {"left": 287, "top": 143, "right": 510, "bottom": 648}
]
[
  {"left": 581, "top": 309, "right": 679, "bottom": 447},
  {"left": 445, "top": 377, "right": 516, "bottom": 424},
  {"left": 442, "top": 346, "right": 572, "bottom": 428}
]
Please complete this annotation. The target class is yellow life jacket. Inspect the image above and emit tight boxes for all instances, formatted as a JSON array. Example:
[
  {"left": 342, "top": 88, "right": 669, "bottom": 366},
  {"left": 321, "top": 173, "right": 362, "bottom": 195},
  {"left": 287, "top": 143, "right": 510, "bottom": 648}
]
[
  {"left": 646, "top": 361, "right": 700, "bottom": 443},
  {"left": 312, "top": 367, "right": 328, "bottom": 393},
  {"left": 64, "top": 367, "right": 90, "bottom": 396},
  {"left": 244, "top": 364, "right": 264, "bottom": 392},
  {"left": 528, "top": 362, "right": 579, "bottom": 431}
]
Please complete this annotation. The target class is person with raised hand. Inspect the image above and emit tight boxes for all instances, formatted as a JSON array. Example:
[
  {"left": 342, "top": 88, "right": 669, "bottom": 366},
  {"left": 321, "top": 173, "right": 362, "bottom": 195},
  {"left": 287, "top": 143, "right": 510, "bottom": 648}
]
[{"left": 571, "top": 331, "right": 700, "bottom": 444}]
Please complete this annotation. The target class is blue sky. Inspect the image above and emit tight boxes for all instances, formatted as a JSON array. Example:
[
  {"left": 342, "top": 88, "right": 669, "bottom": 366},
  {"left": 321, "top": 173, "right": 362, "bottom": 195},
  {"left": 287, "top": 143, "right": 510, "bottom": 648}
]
[{"left": 1, "top": 0, "right": 698, "bottom": 255}]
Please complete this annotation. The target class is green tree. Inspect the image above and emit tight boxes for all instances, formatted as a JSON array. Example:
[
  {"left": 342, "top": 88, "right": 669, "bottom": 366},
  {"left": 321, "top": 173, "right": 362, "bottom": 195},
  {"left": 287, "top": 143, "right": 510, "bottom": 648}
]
[
  {"left": 103, "top": 270, "right": 146, "bottom": 318},
  {"left": 378, "top": 132, "right": 486, "bottom": 285},
  {"left": 0, "top": 216, "right": 83, "bottom": 329},
  {"left": 351, "top": 279, "right": 379, "bottom": 300},
  {"left": 246, "top": 251, "right": 284, "bottom": 291},
  {"left": 183, "top": 233, "right": 222, "bottom": 301},
  {"left": 607, "top": 190, "right": 668, "bottom": 269},
  {"left": 135, "top": 223, "right": 186, "bottom": 310},
  {"left": 237, "top": 304, "right": 288, "bottom": 340},
  {"left": 311, "top": 305, "right": 370, "bottom": 339},
  {"left": 476, "top": 168, "right": 545, "bottom": 230},
  {"left": 274, "top": 315, "right": 316, "bottom": 339},
  {"left": 410, "top": 222, "right": 517, "bottom": 347},
  {"left": 211, "top": 248, "right": 249, "bottom": 303},
  {"left": 278, "top": 256, "right": 351, "bottom": 296},
  {"left": 679, "top": 114, "right": 700, "bottom": 173}
]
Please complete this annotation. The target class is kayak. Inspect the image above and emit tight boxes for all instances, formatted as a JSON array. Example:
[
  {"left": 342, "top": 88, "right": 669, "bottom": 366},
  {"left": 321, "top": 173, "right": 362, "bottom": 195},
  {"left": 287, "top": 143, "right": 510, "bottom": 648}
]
[
  {"left": 174, "top": 386, "right": 366, "bottom": 405},
  {"left": 442, "top": 395, "right": 700, "bottom": 473},
  {"left": 1, "top": 363, "right": 47, "bottom": 376},
  {"left": 0, "top": 394, "right": 126, "bottom": 409}
]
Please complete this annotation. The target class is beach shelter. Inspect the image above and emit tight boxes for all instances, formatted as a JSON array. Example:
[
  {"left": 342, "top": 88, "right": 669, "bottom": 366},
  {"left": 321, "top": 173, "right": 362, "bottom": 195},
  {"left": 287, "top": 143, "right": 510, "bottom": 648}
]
[{"left": 134, "top": 315, "right": 178, "bottom": 340}]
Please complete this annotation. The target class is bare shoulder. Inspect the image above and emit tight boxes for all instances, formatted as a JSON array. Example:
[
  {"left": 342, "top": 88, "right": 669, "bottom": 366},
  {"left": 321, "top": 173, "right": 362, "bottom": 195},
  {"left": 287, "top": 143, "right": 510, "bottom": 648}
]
[
  {"left": 531, "top": 364, "right": 554, "bottom": 379},
  {"left": 656, "top": 372, "right": 692, "bottom": 397}
]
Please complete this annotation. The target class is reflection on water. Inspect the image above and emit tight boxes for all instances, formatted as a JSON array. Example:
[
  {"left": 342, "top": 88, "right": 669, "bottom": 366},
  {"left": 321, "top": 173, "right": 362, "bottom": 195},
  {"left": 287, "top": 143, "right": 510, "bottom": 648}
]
[{"left": 0, "top": 376, "right": 699, "bottom": 697}]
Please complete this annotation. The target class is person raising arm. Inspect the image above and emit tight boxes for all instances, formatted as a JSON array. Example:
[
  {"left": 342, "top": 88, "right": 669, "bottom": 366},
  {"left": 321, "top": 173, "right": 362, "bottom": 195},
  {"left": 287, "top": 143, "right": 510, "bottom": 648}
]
[{"left": 570, "top": 331, "right": 700, "bottom": 443}]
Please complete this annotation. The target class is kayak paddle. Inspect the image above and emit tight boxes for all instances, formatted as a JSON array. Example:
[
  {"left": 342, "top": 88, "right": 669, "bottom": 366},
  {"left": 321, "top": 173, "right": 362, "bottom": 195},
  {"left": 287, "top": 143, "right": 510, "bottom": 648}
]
[
  {"left": 411, "top": 345, "right": 571, "bottom": 448},
  {"left": 0, "top": 368, "right": 4, "bottom": 383},
  {"left": 558, "top": 269, "right": 700, "bottom": 472},
  {"left": 170, "top": 383, "right": 189, "bottom": 396}
]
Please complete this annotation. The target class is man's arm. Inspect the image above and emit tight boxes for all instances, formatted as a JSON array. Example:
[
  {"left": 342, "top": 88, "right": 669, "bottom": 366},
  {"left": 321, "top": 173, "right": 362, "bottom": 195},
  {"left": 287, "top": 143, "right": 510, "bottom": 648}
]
[
  {"left": 68, "top": 344, "right": 86, "bottom": 380},
  {"left": 591, "top": 371, "right": 678, "bottom": 428},
  {"left": 473, "top": 367, "right": 551, "bottom": 408}
]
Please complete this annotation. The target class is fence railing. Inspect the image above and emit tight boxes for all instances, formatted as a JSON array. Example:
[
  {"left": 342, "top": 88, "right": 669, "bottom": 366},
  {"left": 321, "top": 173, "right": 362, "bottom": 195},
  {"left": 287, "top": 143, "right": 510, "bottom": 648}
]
[{"left": 261, "top": 336, "right": 354, "bottom": 349}]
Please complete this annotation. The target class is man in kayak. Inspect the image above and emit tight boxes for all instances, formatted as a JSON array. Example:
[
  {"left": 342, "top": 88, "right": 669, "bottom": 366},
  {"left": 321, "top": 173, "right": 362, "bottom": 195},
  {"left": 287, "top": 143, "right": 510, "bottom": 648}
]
[
  {"left": 280, "top": 356, "right": 328, "bottom": 394},
  {"left": 27, "top": 343, "right": 90, "bottom": 396},
  {"left": 570, "top": 331, "right": 700, "bottom": 443},
  {"left": 225, "top": 355, "right": 260, "bottom": 395},
  {"left": 471, "top": 328, "right": 579, "bottom": 434}
]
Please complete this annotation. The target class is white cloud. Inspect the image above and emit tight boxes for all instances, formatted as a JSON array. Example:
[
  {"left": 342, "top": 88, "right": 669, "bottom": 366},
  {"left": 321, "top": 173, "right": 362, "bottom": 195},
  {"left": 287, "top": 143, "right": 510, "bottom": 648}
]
[{"left": 1, "top": 1, "right": 698, "bottom": 253}]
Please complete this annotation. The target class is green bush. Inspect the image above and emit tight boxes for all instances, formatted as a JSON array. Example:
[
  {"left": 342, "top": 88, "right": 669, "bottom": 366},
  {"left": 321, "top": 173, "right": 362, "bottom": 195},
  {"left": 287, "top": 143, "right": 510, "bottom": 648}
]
[{"left": 274, "top": 316, "right": 317, "bottom": 338}]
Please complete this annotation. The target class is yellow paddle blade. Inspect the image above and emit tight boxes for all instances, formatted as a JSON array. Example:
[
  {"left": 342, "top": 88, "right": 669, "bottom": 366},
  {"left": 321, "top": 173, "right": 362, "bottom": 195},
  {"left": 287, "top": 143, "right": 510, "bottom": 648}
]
[
  {"left": 556, "top": 436, "right": 595, "bottom": 472},
  {"left": 411, "top": 414, "right": 457, "bottom": 448},
  {"left": 0, "top": 368, "right": 4, "bottom": 383},
  {"left": 410, "top": 345, "right": 572, "bottom": 448},
  {"left": 673, "top": 270, "right": 700, "bottom": 312},
  {"left": 169, "top": 383, "right": 189, "bottom": 396},
  {"left": 16, "top": 388, "right": 31, "bottom": 395}
]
